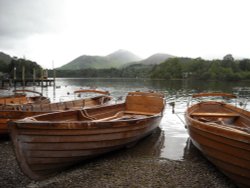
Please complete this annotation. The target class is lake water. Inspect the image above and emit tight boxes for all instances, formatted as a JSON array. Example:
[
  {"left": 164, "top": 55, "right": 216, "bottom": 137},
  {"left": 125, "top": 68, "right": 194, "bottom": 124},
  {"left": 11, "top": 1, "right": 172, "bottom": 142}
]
[{"left": 2, "top": 78, "right": 250, "bottom": 160}]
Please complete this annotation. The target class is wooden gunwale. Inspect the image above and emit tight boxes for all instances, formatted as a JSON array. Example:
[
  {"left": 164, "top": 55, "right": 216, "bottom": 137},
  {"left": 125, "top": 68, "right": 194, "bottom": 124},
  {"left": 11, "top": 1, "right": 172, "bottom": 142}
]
[
  {"left": 188, "top": 126, "right": 250, "bottom": 162},
  {"left": 0, "top": 95, "right": 111, "bottom": 135},
  {"left": 185, "top": 97, "right": 250, "bottom": 187},
  {"left": 9, "top": 91, "right": 165, "bottom": 180}
]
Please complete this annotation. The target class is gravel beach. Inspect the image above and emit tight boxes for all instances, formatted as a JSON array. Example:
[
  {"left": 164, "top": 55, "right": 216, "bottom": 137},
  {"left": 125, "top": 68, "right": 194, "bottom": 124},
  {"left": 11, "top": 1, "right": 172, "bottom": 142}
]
[{"left": 0, "top": 130, "right": 237, "bottom": 188}]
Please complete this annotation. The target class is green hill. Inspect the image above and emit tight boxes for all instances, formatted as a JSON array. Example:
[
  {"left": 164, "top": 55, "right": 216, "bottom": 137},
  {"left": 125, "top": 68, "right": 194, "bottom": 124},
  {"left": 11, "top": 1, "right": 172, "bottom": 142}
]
[
  {"left": 122, "top": 53, "right": 175, "bottom": 68},
  {"left": 138, "top": 53, "right": 174, "bottom": 65},
  {"left": 0, "top": 51, "right": 12, "bottom": 64},
  {"left": 59, "top": 50, "right": 142, "bottom": 70}
]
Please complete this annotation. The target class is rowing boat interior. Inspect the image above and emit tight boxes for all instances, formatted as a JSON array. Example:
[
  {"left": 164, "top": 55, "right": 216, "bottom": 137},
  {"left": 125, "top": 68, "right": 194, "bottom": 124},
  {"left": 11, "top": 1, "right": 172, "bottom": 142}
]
[
  {"left": 0, "top": 94, "right": 30, "bottom": 105},
  {"left": 24, "top": 92, "right": 165, "bottom": 122},
  {"left": 0, "top": 96, "right": 109, "bottom": 111},
  {"left": 189, "top": 102, "right": 250, "bottom": 133}
]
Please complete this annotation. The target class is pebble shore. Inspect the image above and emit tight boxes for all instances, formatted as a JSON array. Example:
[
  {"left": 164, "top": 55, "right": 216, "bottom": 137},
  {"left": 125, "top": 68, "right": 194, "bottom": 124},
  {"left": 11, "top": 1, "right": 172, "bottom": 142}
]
[{"left": 0, "top": 134, "right": 237, "bottom": 188}]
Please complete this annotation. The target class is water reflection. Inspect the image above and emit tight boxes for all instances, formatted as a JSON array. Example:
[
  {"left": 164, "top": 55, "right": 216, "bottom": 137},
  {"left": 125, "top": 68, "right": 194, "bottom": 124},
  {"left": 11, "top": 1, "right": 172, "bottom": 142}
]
[
  {"left": 2, "top": 78, "right": 250, "bottom": 160},
  {"left": 160, "top": 108, "right": 188, "bottom": 160}
]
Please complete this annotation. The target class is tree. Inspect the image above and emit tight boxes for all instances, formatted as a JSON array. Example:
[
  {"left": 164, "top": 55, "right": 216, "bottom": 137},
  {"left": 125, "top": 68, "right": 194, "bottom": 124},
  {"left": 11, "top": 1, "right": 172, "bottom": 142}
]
[
  {"left": 7, "top": 58, "right": 42, "bottom": 79},
  {"left": 223, "top": 54, "right": 234, "bottom": 61}
]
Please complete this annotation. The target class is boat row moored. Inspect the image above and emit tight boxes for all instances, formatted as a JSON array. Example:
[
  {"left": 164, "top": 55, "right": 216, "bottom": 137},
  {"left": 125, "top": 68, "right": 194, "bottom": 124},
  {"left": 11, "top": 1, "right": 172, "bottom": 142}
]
[{"left": 0, "top": 90, "right": 249, "bottom": 187}]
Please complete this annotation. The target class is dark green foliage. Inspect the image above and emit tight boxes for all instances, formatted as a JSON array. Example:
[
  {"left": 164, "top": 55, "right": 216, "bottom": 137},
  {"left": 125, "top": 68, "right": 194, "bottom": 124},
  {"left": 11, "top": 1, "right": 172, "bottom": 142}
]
[
  {"left": 51, "top": 64, "right": 153, "bottom": 78},
  {"left": 0, "top": 52, "right": 12, "bottom": 64},
  {"left": 150, "top": 56, "right": 250, "bottom": 81},
  {"left": 51, "top": 55, "right": 250, "bottom": 81},
  {"left": 0, "top": 60, "right": 8, "bottom": 72},
  {"left": 238, "top": 59, "right": 250, "bottom": 71},
  {"left": 2, "top": 51, "right": 250, "bottom": 82},
  {"left": 7, "top": 58, "right": 42, "bottom": 79},
  {"left": 0, "top": 52, "right": 42, "bottom": 79}
]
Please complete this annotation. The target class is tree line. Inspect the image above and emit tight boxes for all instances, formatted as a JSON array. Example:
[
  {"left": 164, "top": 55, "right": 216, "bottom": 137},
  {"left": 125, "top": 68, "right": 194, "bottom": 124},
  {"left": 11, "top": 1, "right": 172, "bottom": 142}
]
[
  {"left": 53, "top": 54, "right": 250, "bottom": 81},
  {"left": 2, "top": 54, "right": 250, "bottom": 81},
  {"left": 50, "top": 64, "right": 153, "bottom": 78},
  {"left": 150, "top": 54, "right": 250, "bottom": 81}
]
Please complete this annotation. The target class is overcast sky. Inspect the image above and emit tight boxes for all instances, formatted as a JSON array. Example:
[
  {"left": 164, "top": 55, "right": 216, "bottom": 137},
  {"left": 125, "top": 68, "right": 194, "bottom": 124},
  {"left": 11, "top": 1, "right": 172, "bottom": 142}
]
[{"left": 0, "top": 0, "right": 249, "bottom": 68}]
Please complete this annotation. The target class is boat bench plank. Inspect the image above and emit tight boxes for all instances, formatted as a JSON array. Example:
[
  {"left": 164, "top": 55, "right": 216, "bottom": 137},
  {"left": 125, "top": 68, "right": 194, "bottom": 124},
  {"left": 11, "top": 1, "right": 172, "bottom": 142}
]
[
  {"left": 94, "top": 111, "right": 155, "bottom": 122},
  {"left": 124, "top": 111, "right": 156, "bottom": 116},
  {"left": 191, "top": 112, "right": 239, "bottom": 117}
]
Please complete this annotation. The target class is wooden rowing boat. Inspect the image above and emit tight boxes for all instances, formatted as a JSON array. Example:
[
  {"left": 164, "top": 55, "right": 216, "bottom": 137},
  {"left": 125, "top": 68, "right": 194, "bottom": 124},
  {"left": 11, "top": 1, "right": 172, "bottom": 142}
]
[
  {"left": 0, "top": 90, "right": 111, "bottom": 135},
  {"left": 0, "top": 89, "right": 50, "bottom": 109},
  {"left": 9, "top": 91, "right": 165, "bottom": 180},
  {"left": 185, "top": 93, "right": 250, "bottom": 187}
]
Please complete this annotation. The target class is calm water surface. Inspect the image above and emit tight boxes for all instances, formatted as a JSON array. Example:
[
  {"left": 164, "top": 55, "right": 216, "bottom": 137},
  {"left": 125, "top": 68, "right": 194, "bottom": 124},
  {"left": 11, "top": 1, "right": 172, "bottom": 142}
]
[{"left": 2, "top": 78, "right": 250, "bottom": 161}]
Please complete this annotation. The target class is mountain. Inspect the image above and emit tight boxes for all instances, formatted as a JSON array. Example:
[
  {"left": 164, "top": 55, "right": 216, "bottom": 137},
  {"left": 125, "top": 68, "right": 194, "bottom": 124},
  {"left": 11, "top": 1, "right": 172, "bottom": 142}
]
[
  {"left": 106, "top": 49, "right": 141, "bottom": 64},
  {"left": 138, "top": 53, "right": 175, "bottom": 65},
  {"left": 59, "top": 50, "right": 142, "bottom": 70},
  {"left": 122, "top": 53, "right": 175, "bottom": 68},
  {"left": 0, "top": 52, "right": 12, "bottom": 64}
]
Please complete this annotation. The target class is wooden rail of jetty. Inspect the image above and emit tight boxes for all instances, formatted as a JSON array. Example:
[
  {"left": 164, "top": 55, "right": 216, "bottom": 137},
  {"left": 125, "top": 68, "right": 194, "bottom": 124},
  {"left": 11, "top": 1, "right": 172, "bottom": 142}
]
[{"left": 1, "top": 79, "right": 55, "bottom": 87}]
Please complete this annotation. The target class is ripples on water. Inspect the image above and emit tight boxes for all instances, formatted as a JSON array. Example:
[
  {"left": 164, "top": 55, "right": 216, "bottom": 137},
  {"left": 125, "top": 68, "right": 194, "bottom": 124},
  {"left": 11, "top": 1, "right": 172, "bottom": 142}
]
[{"left": 1, "top": 78, "right": 250, "bottom": 161}]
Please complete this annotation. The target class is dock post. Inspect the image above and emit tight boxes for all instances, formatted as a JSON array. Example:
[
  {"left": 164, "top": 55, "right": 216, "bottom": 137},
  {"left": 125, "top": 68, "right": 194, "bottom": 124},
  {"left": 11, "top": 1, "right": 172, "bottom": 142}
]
[
  {"left": 22, "top": 65, "right": 25, "bottom": 86},
  {"left": 14, "top": 67, "right": 16, "bottom": 88},
  {"left": 52, "top": 61, "right": 56, "bottom": 100},
  {"left": 41, "top": 68, "right": 44, "bottom": 88},
  {"left": 33, "top": 68, "right": 36, "bottom": 86}
]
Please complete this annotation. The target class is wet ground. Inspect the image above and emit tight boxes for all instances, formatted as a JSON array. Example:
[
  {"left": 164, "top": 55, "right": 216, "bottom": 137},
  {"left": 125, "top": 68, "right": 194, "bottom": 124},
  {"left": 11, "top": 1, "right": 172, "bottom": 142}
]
[{"left": 0, "top": 129, "right": 237, "bottom": 188}]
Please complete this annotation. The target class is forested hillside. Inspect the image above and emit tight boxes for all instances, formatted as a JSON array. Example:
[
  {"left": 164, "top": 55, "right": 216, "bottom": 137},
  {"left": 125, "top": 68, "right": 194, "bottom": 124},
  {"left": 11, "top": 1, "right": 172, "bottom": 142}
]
[
  {"left": 2, "top": 51, "right": 250, "bottom": 81},
  {"left": 53, "top": 54, "right": 250, "bottom": 81},
  {"left": 151, "top": 54, "right": 250, "bottom": 81}
]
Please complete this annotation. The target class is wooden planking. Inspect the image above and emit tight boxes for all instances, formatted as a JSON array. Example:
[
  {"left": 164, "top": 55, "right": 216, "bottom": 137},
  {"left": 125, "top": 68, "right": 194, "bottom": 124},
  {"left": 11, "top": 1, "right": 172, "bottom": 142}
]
[
  {"left": 22, "top": 135, "right": 145, "bottom": 151},
  {"left": 18, "top": 124, "right": 153, "bottom": 143},
  {"left": 191, "top": 140, "right": 250, "bottom": 181},
  {"left": 126, "top": 95, "right": 164, "bottom": 114},
  {"left": 24, "top": 143, "right": 134, "bottom": 159},
  {"left": 212, "top": 160, "right": 250, "bottom": 187},
  {"left": 187, "top": 117, "right": 250, "bottom": 144},
  {"left": 191, "top": 112, "right": 239, "bottom": 117},
  {"left": 186, "top": 99, "right": 250, "bottom": 187},
  {"left": 17, "top": 121, "right": 150, "bottom": 136},
  {"left": 128, "top": 91, "right": 164, "bottom": 98},
  {"left": 0, "top": 119, "right": 9, "bottom": 124},
  {"left": 192, "top": 137, "right": 250, "bottom": 181},
  {"left": 9, "top": 91, "right": 163, "bottom": 180},
  {"left": 189, "top": 126, "right": 250, "bottom": 161},
  {"left": 0, "top": 95, "right": 27, "bottom": 104},
  {"left": 74, "top": 89, "right": 109, "bottom": 95}
]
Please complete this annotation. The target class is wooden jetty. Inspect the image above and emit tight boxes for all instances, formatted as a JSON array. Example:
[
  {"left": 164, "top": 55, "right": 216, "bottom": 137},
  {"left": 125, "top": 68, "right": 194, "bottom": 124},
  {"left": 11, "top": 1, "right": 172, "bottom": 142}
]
[{"left": 1, "top": 79, "right": 54, "bottom": 87}]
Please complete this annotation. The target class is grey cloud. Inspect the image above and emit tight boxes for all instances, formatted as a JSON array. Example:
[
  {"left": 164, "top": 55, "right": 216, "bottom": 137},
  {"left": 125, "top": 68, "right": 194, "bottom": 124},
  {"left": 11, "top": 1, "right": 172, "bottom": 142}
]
[{"left": 0, "top": 0, "right": 63, "bottom": 41}]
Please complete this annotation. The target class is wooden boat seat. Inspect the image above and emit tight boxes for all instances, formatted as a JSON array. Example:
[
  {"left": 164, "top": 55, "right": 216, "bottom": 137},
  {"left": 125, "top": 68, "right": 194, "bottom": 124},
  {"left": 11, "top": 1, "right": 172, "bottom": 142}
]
[
  {"left": 124, "top": 111, "right": 156, "bottom": 116},
  {"left": 94, "top": 111, "right": 124, "bottom": 122},
  {"left": 191, "top": 112, "right": 239, "bottom": 117},
  {"left": 94, "top": 111, "right": 155, "bottom": 122}
]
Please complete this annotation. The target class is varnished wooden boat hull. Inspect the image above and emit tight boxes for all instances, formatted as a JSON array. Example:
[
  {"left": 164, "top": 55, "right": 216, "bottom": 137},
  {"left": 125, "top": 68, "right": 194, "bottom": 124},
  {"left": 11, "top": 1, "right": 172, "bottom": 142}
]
[
  {"left": 185, "top": 102, "right": 250, "bottom": 187},
  {"left": 0, "top": 91, "right": 50, "bottom": 107},
  {"left": 9, "top": 91, "right": 165, "bottom": 180},
  {"left": 0, "top": 96, "right": 111, "bottom": 135},
  {"left": 10, "top": 115, "right": 162, "bottom": 180}
]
